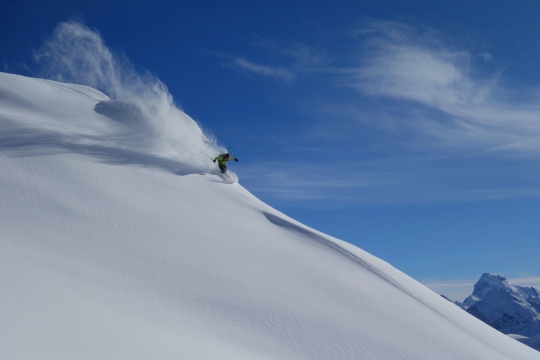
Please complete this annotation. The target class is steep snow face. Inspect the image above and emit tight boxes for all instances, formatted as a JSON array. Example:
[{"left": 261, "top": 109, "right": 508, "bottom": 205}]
[
  {"left": 463, "top": 273, "right": 511, "bottom": 307},
  {"left": 518, "top": 287, "right": 540, "bottom": 313},
  {"left": 473, "top": 274, "right": 512, "bottom": 299},
  {"left": 462, "top": 274, "right": 540, "bottom": 311},
  {"left": 1, "top": 72, "right": 540, "bottom": 360},
  {"left": 463, "top": 294, "right": 482, "bottom": 308}
]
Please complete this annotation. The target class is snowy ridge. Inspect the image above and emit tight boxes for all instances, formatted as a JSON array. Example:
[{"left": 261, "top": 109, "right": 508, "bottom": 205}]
[{"left": 1, "top": 72, "right": 539, "bottom": 359}]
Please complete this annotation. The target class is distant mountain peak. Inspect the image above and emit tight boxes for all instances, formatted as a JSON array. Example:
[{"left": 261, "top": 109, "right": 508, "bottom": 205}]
[
  {"left": 472, "top": 273, "right": 511, "bottom": 299},
  {"left": 461, "top": 273, "right": 540, "bottom": 338}
]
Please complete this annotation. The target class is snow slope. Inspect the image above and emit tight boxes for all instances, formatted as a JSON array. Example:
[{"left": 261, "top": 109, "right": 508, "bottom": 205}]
[{"left": 1, "top": 72, "right": 539, "bottom": 359}]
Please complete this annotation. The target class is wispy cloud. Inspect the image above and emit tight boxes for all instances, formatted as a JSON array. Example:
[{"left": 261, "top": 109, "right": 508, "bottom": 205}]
[
  {"left": 350, "top": 21, "right": 540, "bottom": 154},
  {"left": 227, "top": 22, "right": 540, "bottom": 156},
  {"left": 247, "top": 35, "right": 334, "bottom": 71},
  {"left": 226, "top": 37, "right": 333, "bottom": 82},
  {"left": 230, "top": 58, "right": 295, "bottom": 82},
  {"left": 240, "top": 156, "right": 540, "bottom": 205},
  {"left": 240, "top": 161, "right": 390, "bottom": 202},
  {"left": 228, "top": 21, "right": 540, "bottom": 205}
]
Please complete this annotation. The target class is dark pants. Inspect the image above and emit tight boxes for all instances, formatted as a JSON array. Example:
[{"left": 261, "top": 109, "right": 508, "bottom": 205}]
[{"left": 218, "top": 163, "right": 227, "bottom": 173}]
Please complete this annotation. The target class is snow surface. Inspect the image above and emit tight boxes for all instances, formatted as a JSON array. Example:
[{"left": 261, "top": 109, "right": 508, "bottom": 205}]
[{"left": 1, "top": 72, "right": 539, "bottom": 359}]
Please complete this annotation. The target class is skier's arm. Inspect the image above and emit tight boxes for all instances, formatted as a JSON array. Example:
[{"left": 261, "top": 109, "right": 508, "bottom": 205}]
[{"left": 231, "top": 156, "right": 238, "bottom": 162}]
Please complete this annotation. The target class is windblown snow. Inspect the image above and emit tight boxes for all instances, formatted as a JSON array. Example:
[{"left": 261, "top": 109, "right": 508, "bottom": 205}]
[{"left": 0, "top": 72, "right": 538, "bottom": 359}]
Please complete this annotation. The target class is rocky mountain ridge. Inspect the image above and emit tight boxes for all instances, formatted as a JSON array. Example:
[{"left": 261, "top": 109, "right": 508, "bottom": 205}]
[{"left": 443, "top": 273, "right": 540, "bottom": 352}]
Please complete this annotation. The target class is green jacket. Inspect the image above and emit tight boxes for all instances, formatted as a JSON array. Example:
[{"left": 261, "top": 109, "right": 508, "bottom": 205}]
[{"left": 214, "top": 154, "right": 237, "bottom": 165}]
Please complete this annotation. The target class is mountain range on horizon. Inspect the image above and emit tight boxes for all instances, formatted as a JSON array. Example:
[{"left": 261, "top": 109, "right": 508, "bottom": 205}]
[{"left": 443, "top": 273, "right": 540, "bottom": 351}]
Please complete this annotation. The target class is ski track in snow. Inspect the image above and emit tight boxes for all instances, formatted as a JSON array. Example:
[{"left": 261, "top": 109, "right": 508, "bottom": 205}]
[{"left": 1, "top": 72, "right": 540, "bottom": 359}]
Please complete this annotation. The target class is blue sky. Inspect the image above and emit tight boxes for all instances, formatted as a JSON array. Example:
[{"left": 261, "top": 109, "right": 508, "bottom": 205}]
[{"left": 3, "top": 0, "right": 540, "bottom": 301}]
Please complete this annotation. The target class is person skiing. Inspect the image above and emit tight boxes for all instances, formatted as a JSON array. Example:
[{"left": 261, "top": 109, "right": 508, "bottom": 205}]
[{"left": 213, "top": 153, "right": 238, "bottom": 174}]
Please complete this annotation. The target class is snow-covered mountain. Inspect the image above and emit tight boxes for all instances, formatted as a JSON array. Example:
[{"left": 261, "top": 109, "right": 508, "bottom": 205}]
[
  {"left": 458, "top": 274, "right": 540, "bottom": 338},
  {"left": 462, "top": 274, "right": 540, "bottom": 311},
  {"left": 462, "top": 274, "right": 511, "bottom": 308},
  {"left": 1, "top": 71, "right": 539, "bottom": 359}
]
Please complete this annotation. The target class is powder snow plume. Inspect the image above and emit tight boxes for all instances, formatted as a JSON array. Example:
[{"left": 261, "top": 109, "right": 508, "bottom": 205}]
[{"left": 34, "top": 20, "right": 224, "bottom": 171}]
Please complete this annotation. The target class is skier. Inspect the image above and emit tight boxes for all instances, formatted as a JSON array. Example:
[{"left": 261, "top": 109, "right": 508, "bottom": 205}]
[{"left": 213, "top": 153, "right": 238, "bottom": 174}]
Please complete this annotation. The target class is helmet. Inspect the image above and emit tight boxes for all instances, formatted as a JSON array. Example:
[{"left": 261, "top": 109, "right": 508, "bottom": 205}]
[{"left": 224, "top": 153, "right": 230, "bottom": 158}]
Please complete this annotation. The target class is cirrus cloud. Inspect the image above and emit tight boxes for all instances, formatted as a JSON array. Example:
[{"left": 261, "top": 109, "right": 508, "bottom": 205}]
[
  {"left": 231, "top": 58, "right": 295, "bottom": 82},
  {"left": 351, "top": 21, "right": 540, "bottom": 154}
]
